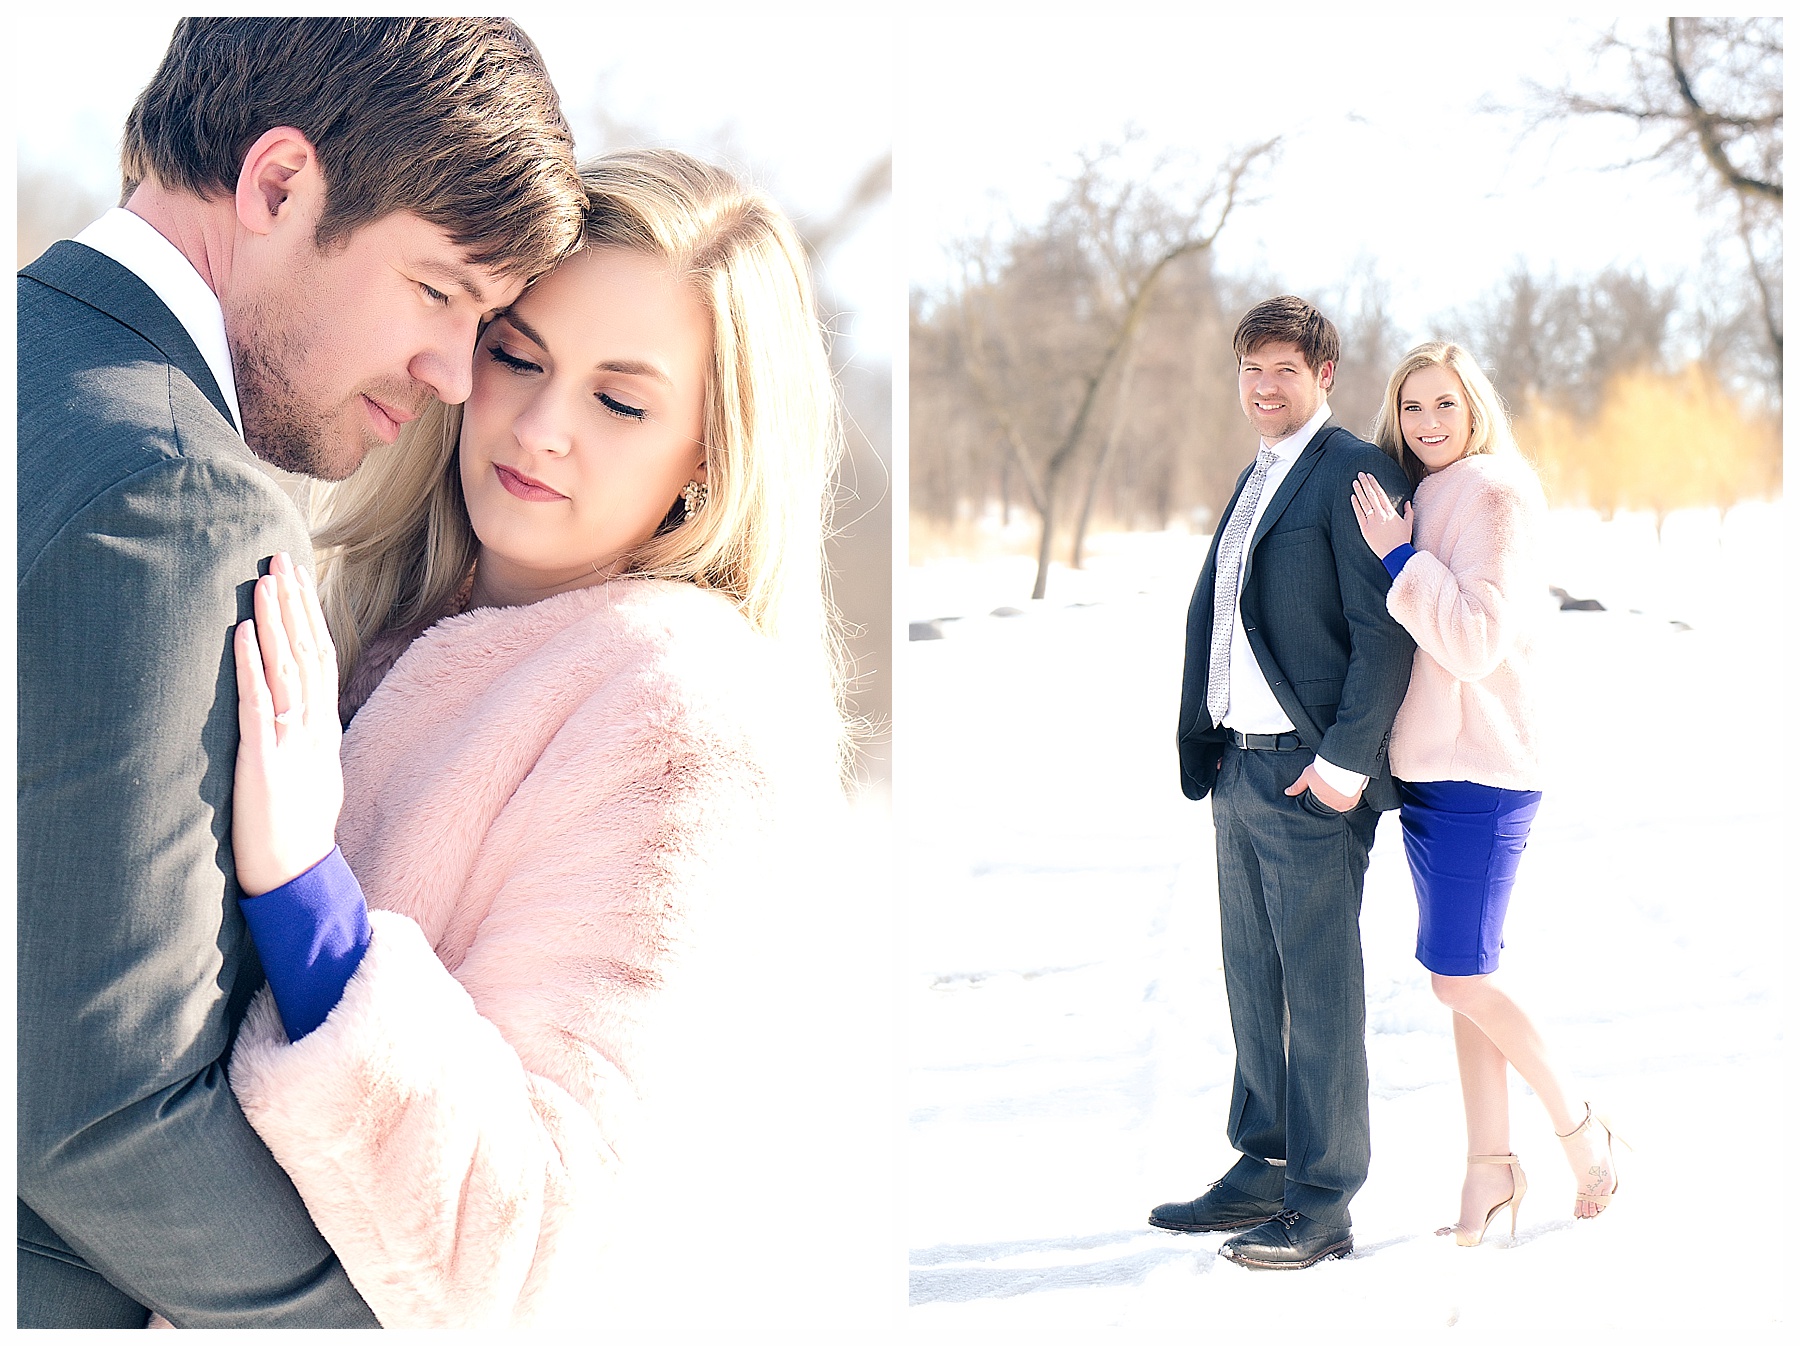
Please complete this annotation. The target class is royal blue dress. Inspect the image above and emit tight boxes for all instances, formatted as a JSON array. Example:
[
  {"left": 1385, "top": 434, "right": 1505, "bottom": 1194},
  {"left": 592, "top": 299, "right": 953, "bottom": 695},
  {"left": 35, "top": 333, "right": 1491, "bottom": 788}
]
[{"left": 1397, "top": 778, "right": 1542, "bottom": 976}]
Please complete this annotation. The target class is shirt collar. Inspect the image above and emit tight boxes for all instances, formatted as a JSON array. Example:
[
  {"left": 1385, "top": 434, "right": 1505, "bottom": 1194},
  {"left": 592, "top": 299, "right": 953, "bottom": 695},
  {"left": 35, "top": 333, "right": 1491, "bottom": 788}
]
[
  {"left": 1261, "top": 399, "right": 1332, "bottom": 462},
  {"left": 74, "top": 207, "right": 242, "bottom": 434}
]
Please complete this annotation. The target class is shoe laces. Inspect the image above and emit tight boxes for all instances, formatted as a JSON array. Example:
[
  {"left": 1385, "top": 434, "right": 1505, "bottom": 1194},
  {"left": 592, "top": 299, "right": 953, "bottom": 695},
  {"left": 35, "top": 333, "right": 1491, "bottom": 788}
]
[{"left": 1272, "top": 1208, "right": 1304, "bottom": 1229}]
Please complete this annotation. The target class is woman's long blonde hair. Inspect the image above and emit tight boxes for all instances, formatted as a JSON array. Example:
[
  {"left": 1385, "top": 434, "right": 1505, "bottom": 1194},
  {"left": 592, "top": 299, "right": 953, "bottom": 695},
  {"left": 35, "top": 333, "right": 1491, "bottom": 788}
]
[
  {"left": 312, "top": 148, "right": 844, "bottom": 694},
  {"left": 1371, "top": 341, "right": 1521, "bottom": 487}
]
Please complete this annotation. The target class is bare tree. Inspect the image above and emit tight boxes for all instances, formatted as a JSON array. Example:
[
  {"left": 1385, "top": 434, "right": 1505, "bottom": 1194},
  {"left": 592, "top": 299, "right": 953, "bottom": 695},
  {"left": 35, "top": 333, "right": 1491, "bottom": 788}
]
[
  {"left": 1319, "top": 262, "right": 1408, "bottom": 440},
  {"left": 1523, "top": 18, "right": 1782, "bottom": 380},
  {"left": 952, "top": 136, "right": 1277, "bottom": 600},
  {"left": 1068, "top": 323, "right": 1140, "bottom": 571},
  {"left": 1454, "top": 264, "right": 1681, "bottom": 412},
  {"left": 1443, "top": 261, "right": 1776, "bottom": 525}
]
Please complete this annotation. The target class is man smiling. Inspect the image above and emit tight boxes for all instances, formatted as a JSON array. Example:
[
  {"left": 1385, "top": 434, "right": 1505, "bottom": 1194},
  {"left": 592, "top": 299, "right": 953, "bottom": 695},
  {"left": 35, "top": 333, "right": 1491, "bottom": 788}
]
[
  {"left": 1154, "top": 296, "right": 1415, "bottom": 1268},
  {"left": 17, "top": 18, "right": 585, "bottom": 1327}
]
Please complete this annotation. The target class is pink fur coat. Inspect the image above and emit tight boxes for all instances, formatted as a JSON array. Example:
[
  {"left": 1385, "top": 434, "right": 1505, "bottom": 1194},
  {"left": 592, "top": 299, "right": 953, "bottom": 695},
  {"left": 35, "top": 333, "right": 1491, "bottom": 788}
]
[
  {"left": 1385, "top": 450, "right": 1549, "bottom": 790},
  {"left": 227, "top": 578, "right": 849, "bottom": 1327}
]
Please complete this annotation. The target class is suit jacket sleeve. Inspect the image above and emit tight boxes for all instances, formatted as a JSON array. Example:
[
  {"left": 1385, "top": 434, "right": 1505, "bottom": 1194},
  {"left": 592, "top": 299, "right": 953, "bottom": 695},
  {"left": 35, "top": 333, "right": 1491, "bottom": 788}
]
[
  {"left": 1174, "top": 467, "right": 1249, "bottom": 800},
  {"left": 16, "top": 455, "right": 378, "bottom": 1327},
  {"left": 1315, "top": 447, "right": 1417, "bottom": 776}
]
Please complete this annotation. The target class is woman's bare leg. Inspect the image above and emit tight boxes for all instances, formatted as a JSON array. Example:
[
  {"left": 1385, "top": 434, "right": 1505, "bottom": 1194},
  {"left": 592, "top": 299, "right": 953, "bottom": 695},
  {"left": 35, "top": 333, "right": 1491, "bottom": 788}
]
[
  {"left": 1433, "top": 973, "right": 1614, "bottom": 1219},
  {"left": 1446, "top": 1009, "right": 1517, "bottom": 1234}
]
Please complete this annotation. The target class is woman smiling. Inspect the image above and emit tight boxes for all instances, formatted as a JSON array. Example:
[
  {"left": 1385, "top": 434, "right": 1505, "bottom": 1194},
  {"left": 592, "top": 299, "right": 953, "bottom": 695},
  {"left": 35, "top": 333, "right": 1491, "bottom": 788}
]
[{"left": 1353, "top": 341, "right": 1622, "bottom": 1249}]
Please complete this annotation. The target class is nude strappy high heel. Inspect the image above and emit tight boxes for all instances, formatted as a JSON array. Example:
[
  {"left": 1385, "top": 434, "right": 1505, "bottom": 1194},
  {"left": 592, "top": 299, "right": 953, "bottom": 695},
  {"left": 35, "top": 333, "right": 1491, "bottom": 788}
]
[
  {"left": 1437, "top": 1153, "right": 1526, "bottom": 1246},
  {"left": 1557, "top": 1102, "right": 1626, "bottom": 1218}
]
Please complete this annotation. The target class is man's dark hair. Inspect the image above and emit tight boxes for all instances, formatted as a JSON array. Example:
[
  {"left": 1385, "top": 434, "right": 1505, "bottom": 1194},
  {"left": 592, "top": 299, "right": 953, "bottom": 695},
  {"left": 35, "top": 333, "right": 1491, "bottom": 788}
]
[
  {"left": 121, "top": 17, "right": 586, "bottom": 279},
  {"left": 1232, "top": 295, "right": 1341, "bottom": 373}
]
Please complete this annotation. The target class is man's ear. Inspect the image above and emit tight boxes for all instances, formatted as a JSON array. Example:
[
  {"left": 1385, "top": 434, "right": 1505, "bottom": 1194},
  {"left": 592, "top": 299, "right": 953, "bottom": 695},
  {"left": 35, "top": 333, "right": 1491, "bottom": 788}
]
[
  {"left": 234, "top": 126, "right": 322, "bottom": 238},
  {"left": 1316, "top": 359, "right": 1336, "bottom": 393}
]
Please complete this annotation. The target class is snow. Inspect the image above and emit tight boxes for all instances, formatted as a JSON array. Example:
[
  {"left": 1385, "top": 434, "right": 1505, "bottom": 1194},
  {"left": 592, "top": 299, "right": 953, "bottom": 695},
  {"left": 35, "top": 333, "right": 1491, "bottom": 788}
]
[{"left": 903, "top": 503, "right": 1787, "bottom": 1333}]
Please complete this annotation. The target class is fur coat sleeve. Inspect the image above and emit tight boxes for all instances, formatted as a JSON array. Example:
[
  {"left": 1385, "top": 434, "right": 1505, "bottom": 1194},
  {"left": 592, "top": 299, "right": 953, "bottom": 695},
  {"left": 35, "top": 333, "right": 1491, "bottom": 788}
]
[
  {"left": 1386, "top": 454, "right": 1543, "bottom": 684},
  {"left": 1385, "top": 453, "right": 1550, "bottom": 790},
  {"left": 228, "top": 578, "right": 846, "bottom": 1328}
]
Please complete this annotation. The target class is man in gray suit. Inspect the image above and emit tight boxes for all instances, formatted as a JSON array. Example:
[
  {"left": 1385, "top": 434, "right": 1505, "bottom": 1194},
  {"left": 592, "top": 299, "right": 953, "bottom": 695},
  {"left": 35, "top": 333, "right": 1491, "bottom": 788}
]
[
  {"left": 17, "top": 19, "right": 586, "bottom": 1326},
  {"left": 1150, "top": 297, "right": 1414, "bottom": 1268}
]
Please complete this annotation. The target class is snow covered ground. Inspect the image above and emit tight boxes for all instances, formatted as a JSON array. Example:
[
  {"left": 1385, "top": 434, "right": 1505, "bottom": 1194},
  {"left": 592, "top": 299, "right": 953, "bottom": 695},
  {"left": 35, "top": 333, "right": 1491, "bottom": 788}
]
[{"left": 902, "top": 502, "right": 1787, "bottom": 1334}]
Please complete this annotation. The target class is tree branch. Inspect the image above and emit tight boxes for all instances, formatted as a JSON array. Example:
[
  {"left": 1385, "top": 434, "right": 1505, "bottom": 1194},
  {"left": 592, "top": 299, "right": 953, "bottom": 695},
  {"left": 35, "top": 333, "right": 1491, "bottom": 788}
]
[
  {"left": 1041, "top": 137, "right": 1274, "bottom": 481},
  {"left": 956, "top": 292, "right": 1049, "bottom": 514},
  {"left": 1668, "top": 18, "right": 1783, "bottom": 202}
]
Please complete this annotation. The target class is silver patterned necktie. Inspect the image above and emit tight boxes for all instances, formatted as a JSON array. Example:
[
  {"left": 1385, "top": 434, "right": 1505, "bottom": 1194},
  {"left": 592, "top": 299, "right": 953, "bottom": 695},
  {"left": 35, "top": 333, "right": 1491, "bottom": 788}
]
[{"left": 1206, "top": 446, "right": 1279, "bottom": 726}]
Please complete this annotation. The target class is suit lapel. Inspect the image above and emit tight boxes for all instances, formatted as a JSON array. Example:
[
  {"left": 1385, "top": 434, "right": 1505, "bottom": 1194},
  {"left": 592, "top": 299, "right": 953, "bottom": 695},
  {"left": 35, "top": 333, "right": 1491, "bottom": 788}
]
[
  {"left": 21, "top": 240, "right": 237, "bottom": 430},
  {"left": 1245, "top": 422, "right": 1337, "bottom": 571}
]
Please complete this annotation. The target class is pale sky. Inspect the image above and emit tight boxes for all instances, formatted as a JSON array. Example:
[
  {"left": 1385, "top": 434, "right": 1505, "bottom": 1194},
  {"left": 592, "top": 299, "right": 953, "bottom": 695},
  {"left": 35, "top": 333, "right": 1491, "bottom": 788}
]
[
  {"left": 7, "top": 8, "right": 1765, "bottom": 374},
  {"left": 904, "top": 6, "right": 1732, "bottom": 348},
  {"left": 13, "top": 5, "right": 896, "bottom": 364}
]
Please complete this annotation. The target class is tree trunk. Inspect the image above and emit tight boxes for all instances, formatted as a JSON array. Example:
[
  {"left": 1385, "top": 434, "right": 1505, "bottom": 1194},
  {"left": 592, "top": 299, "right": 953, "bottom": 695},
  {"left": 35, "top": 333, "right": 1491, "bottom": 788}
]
[
  {"left": 1736, "top": 199, "right": 1783, "bottom": 376},
  {"left": 1030, "top": 477, "right": 1059, "bottom": 600},
  {"left": 1071, "top": 333, "right": 1142, "bottom": 570}
]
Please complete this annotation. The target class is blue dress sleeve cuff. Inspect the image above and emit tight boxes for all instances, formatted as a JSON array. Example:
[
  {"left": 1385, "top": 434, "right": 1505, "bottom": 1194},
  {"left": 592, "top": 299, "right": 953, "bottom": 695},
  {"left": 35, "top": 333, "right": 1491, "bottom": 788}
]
[
  {"left": 1381, "top": 542, "right": 1418, "bottom": 581},
  {"left": 238, "top": 846, "right": 371, "bottom": 1043}
]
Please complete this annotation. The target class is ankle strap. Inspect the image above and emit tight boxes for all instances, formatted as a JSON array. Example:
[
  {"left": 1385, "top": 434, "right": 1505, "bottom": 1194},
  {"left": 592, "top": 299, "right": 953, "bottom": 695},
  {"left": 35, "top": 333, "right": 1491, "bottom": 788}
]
[
  {"left": 1468, "top": 1153, "right": 1520, "bottom": 1164},
  {"left": 1555, "top": 1104, "right": 1594, "bottom": 1140}
]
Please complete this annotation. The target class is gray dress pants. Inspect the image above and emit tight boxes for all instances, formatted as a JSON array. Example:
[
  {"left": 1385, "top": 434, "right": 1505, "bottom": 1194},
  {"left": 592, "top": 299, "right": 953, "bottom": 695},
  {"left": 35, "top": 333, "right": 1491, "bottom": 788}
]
[
  {"left": 1211, "top": 742, "right": 1377, "bottom": 1227},
  {"left": 17, "top": 1244, "right": 150, "bottom": 1328}
]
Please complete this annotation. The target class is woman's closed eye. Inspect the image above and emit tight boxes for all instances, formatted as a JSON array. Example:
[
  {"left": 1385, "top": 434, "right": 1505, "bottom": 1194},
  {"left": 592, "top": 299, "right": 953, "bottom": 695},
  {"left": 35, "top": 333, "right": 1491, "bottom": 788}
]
[
  {"left": 487, "top": 343, "right": 646, "bottom": 421},
  {"left": 598, "top": 392, "right": 647, "bottom": 421},
  {"left": 487, "top": 343, "right": 542, "bottom": 375}
]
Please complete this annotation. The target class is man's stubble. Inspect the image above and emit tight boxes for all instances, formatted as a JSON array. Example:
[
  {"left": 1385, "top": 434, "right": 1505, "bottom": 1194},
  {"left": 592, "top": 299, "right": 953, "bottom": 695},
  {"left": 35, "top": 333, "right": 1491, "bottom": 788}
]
[{"left": 231, "top": 287, "right": 367, "bottom": 484}]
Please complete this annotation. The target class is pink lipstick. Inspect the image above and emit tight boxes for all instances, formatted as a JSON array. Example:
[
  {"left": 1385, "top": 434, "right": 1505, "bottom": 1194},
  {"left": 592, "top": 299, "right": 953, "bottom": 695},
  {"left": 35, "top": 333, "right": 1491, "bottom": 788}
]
[{"left": 494, "top": 463, "right": 567, "bottom": 502}]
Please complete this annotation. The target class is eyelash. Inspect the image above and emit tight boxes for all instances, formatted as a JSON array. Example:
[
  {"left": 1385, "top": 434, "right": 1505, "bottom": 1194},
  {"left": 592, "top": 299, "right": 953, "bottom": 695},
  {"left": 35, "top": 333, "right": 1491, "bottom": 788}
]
[
  {"left": 486, "top": 345, "right": 648, "bottom": 421},
  {"left": 487, "top": 344, "right": 541, "bottom": 375},
  {"left": 599, "top": 393, "right": 647, "bottom": 421},
  {"left": 421, "top": 283, "right": 450, "bottom": 306}
]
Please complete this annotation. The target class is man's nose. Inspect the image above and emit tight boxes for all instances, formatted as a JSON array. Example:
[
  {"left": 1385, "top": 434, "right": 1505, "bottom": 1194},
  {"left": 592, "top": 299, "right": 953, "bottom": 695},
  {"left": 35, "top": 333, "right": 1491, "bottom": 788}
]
[{"left": 411, "top": 326, "right": 478, "bottom": 406}]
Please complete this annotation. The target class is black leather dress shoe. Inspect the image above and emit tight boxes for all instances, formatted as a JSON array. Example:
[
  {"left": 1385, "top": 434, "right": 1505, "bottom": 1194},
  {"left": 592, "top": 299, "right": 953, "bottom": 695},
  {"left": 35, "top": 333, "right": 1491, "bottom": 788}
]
[
  {"left": 1148, "top": 1180, "right": 1282, "bottom": 1233},
  {"left": 1219, "top": 1209, "right": 1352, "bottom": 1268}
]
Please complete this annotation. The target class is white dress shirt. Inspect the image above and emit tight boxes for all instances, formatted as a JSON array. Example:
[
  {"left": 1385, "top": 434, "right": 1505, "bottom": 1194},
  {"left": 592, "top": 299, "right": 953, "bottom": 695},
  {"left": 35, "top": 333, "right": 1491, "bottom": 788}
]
[
  {"left": 74, "top": 208, "right": 242, "bottom": 434},
  {"left": 1218, "top": 400, "right": 1367, "bottom": 798}
]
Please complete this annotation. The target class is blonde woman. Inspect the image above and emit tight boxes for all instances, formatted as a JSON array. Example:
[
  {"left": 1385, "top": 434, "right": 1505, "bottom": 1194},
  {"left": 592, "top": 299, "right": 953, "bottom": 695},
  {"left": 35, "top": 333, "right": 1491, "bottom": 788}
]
[
  {"left": 221, "top": 150, "right": 856, "bottom": 1325},
  {"left": 1351, "top": 342, "right": 1620, "bottom": 1246}
]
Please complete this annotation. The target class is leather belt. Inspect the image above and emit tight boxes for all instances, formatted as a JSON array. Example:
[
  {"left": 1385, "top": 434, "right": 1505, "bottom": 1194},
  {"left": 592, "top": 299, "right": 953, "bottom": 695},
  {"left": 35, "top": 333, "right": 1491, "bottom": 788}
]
[{"left": 1230, "top": 730, "right": 1304, "bottom": 751}]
